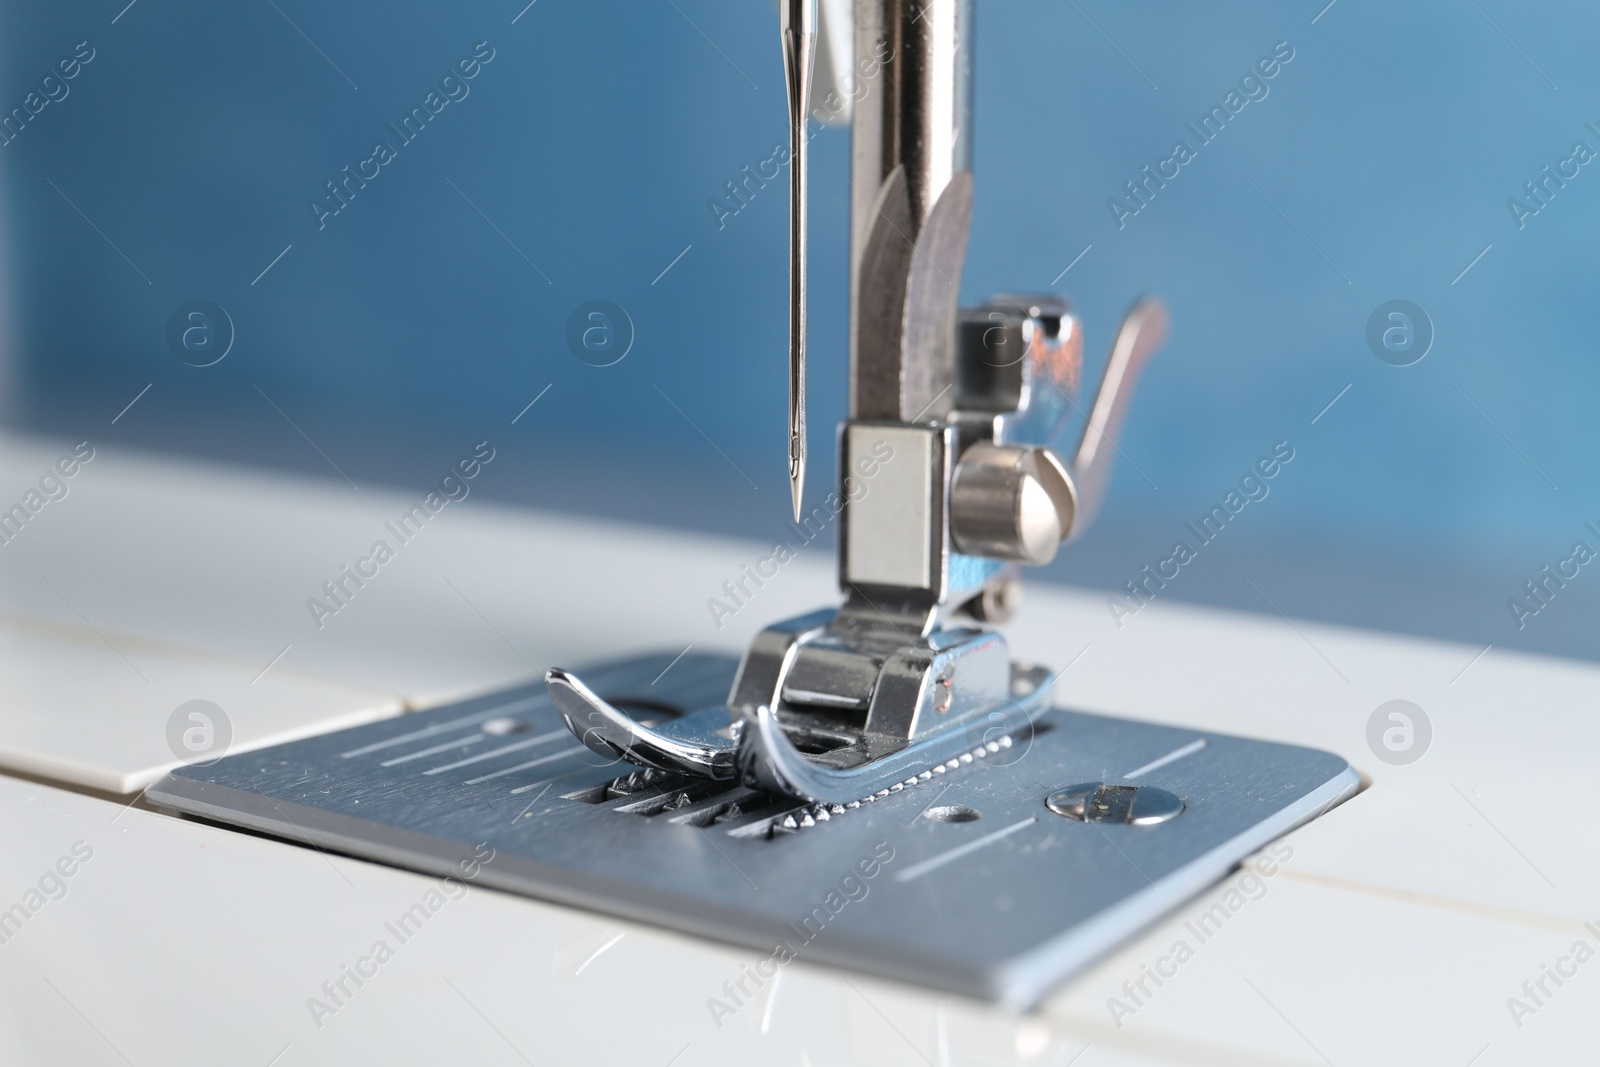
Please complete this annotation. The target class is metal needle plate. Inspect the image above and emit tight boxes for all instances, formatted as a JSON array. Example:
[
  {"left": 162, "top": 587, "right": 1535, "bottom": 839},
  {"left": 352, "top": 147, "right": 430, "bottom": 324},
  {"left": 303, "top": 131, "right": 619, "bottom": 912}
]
[{"left": 147, "top": 652, "right": 1357, "bottom": 1009}]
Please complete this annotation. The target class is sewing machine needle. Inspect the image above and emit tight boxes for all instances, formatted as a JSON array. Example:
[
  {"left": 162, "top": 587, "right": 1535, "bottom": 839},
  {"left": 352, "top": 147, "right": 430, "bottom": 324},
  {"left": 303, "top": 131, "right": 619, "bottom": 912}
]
[{"left": 781, "top": 0, "right": 815, "bottom": 522}]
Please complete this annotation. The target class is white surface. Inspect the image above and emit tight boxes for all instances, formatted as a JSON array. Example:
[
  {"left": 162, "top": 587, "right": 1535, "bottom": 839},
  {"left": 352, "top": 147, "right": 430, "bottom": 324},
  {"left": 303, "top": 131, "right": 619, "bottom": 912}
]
[
  {"left": 0, "top": 430, "right": 1597, "bottom": 1063},
  {"left": 0, "top": 775, "right": 1588, "bottom": 1066},
  {"left": 0, "top": 431, "right": 832, "bottom": 706},
  {"left": 1009, "top": 594, "right": 1599, "bottom": 930},
  {"left": 0, "top": 616, "right": 399, "bottom": 793}
]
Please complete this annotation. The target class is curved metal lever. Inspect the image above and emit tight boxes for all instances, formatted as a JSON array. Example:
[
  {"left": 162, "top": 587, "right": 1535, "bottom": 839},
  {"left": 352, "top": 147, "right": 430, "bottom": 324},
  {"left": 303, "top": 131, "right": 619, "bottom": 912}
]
[
  {"left": 545, "top": 668, "right": 738, "bottom": 780},
  {"left": 1064, "top": 297, "right": 1167, "bottom": 541}
]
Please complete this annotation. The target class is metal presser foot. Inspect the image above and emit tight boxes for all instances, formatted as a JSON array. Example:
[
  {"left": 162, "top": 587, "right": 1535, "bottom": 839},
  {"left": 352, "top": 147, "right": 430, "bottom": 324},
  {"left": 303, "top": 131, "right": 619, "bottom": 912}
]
[{"left": 550, "top": 626, "right": 1057, "bottom": 808}]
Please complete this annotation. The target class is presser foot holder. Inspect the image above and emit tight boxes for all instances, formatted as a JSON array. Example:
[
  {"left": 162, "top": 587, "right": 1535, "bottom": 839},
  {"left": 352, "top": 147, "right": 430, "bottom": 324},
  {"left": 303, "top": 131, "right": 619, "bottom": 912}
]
[{"left": 147, "top": 651, "right": 1358, "bottom": 1008}]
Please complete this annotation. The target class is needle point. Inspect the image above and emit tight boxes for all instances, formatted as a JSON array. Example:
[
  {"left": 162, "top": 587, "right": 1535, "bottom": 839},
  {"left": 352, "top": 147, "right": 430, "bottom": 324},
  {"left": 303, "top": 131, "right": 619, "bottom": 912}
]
[{"left": 790, "top": 459, "right": 805, "bottom": 522}]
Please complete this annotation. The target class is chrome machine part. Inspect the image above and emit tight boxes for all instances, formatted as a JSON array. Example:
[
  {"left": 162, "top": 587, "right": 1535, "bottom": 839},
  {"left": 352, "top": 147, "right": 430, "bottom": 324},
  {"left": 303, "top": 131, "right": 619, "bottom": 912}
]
[
  {"left": 849, "top": 0, "right": 972, "bottom": 424},
  {"left": 736, "top": 659, "right": 1055, "bottom": 806},
  {"left": 781, "top": 0, "right": 817, "bottom": 521},
  {"left": 547, "top": 668, "right": 738, "bottom": 780},
  {"left": 546, "top": 0, "right": 1170, "bottom": 802},
  {"left": 1061, "top": 297, "right": 1169, "bottom": 540},
  {"left": 551, "top": 618, "right": 1054, "bottom": 805},
  {"left": 954, "top": 294, "right": 1084, "bottom": 447},
  {"left": 1047, "top": 782, "right": 1187, "bottom": 826},
  {"left": 949, "top": 441, "right": 1076, "bottom": 564},
  {"left": 944, "top": 296, "right": 1167, "bottom": 561},
  {"left": 840, "top": 421, "right": 950, "bottom": 594}
]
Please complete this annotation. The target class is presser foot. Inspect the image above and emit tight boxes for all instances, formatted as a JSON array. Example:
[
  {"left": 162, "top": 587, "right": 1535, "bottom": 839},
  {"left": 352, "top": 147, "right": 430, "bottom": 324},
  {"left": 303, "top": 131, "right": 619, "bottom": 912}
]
[{"left": 547, "top": 608, "right": 1057, "bottom": 805}]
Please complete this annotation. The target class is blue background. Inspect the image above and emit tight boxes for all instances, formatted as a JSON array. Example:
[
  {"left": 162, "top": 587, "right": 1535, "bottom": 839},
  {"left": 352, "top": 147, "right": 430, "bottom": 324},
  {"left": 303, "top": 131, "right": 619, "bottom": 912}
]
[{"left": 1, "top": 0, "right": 1596, "bottom": 659}]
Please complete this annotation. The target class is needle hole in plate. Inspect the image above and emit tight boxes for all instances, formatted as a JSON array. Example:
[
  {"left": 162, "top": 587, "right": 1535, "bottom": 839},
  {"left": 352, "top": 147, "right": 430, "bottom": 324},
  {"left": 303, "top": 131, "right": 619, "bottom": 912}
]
[{"left": 924, "top": 804, "right": 981, "bottom": 823}]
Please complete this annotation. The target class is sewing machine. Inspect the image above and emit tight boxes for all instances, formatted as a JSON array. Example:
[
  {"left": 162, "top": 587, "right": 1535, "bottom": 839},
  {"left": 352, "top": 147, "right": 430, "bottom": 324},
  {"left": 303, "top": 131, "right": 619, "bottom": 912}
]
[{"left": 0, "top": 1, "right": 1593, "bottom": 1064}]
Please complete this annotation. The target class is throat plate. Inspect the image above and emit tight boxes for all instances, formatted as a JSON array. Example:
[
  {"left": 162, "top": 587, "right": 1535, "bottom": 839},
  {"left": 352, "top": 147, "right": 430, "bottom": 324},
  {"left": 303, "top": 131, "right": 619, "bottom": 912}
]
[{"left": 147, "top": 652, "right": 1357, "bottom": 1008}]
